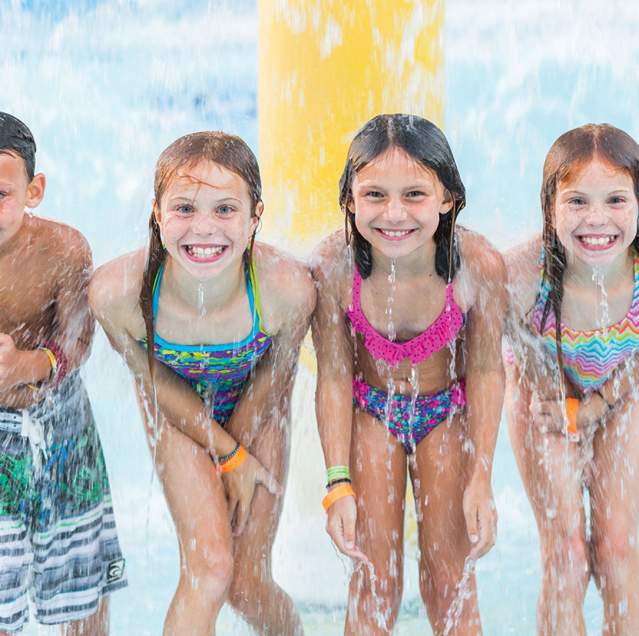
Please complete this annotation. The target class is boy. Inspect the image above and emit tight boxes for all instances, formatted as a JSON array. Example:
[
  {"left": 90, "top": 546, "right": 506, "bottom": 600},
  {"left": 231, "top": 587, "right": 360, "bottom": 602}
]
[{"left": 0, "top": 112, "right": 126, "bottom": 634}]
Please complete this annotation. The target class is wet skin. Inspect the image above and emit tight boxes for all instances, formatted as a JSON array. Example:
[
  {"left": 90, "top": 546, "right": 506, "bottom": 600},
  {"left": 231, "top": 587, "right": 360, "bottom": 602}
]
[{"left": 0, "top": 152, "right": 93, "bottom": 409}]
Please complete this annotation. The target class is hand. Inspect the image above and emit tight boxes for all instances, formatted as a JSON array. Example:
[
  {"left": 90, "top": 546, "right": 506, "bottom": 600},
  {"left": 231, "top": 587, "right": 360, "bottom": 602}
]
[
  {"left": 221, "top": 451, "right": 281, "bottom": 536},
  {"left": 0, "top": 333, "right": 23, "bottom": 391},
  {"left": 577, "top": 392, "right": 610, "bottom": 432},
  {"left": 530, "top": 393, "right": 566, "bottom": 434},
  {"left": 463, "top": 473, "right": 497, "bottom": 560},
  {"left": 325, "top": 493, "right": 368, "bottom": 562}
]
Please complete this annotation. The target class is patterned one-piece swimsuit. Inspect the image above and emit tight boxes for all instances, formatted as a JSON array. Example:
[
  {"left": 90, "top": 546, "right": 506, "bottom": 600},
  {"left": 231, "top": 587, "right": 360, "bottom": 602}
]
[{"left": 140, "top": 259, "right": 272, "bottom": 425}]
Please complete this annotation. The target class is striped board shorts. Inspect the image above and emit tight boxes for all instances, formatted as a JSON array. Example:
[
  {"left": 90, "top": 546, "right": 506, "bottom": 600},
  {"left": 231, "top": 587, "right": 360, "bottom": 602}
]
[{"left": 0, "top": 372, "right": 127, "bottom": 632}]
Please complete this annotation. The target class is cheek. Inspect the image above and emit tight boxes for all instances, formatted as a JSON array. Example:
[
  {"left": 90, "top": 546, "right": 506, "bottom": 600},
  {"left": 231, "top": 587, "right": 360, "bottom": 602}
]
[{"left": 161, "top": 216, "right": 190, "bottom": 241}]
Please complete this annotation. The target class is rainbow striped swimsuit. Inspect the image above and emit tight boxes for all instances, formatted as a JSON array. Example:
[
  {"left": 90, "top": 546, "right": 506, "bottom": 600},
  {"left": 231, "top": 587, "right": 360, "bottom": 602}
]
[
  {"left": 531, "top": 254, "right": 639, "bottom": 393},
  {"left": 141, "top": 261, "right": 272, "bottom": 425}
]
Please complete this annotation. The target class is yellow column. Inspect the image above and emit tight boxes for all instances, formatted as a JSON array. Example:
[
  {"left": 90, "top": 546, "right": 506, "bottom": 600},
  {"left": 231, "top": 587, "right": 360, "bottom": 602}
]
[{"left": 258, "top": 0, "right": 444, "bottom": 251}]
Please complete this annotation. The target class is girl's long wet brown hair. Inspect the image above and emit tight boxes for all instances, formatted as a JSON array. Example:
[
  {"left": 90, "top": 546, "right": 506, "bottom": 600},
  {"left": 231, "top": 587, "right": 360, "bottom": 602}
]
[
  {"left": 539, "top": 123, "right": 639, "bottom": 373},
  {"left": 140, "top": 131, "right": 262, "bottom": 375},
  {"left": 339, "top": 114, "right": 466, "bottom": 282}
]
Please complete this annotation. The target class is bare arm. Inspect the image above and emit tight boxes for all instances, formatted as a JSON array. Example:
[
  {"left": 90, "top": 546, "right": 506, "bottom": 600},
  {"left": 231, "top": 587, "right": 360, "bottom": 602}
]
[
  {"left": 224, "top": 275, "right": 316, "bottom": 449},
  {"left": 461, "top": 238, "right": 507, "bottom": 559},
  {"left": 310, "top": 242, "right": 366, "bottom": 561}
]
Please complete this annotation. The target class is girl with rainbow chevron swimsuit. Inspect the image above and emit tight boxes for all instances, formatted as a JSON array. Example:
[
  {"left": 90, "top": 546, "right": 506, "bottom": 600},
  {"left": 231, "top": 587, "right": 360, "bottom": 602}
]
[
  {"left": 90, "top": 132, "right": 315, "bottom": 635},
  {"left": 505, "top": 124, "right": 639, "bottom": 635},
  {"left": 312, "top": 115, "right": 506, "bottom": 635}
]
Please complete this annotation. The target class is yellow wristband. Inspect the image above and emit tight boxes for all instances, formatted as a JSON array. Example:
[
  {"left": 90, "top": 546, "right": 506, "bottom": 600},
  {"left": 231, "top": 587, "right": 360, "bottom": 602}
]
[
  {"left": 219, "top": 445, "right": 247, "bottom": 473},
  {"left": 565, "top": 397, "right": 579, "bottom": 435},
  {"left": 322, "top": 483, "right": 355, "bottom": 512},
  {"left": 39, "top": 347, "right": 57, "bottom": 381}
]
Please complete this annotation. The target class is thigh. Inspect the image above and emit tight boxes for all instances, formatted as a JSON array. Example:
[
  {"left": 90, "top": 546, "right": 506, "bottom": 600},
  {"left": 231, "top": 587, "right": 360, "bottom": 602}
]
[
  {"left": 506, "top": 376, "right": 586, "bottom": 540},
  {"left": 232, "top": 402, "right": 290, "bottom": 565},
  {"left": 590, "top": 399, "right": 639, "bottom": 545},
  {"left": 350, "top": 408, "right": 407, "bottom": 570},
  {"left": 150, "top": 410, "right": 233, "bottom": 564},
  {"left": 410, "top": 411, "right": 471, "bottom": 565}
]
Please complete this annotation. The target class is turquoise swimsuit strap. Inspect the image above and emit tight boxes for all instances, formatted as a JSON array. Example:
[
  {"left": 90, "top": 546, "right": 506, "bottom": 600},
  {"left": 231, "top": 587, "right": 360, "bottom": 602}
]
[{"left": 151, "top": 257, "right": 266, "bottom": 334}]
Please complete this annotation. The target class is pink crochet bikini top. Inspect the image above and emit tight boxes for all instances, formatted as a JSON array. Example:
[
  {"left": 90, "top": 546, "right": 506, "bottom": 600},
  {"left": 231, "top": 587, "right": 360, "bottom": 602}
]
[{"left": 346, "top": 266, "right": 464, "bottom": 367}]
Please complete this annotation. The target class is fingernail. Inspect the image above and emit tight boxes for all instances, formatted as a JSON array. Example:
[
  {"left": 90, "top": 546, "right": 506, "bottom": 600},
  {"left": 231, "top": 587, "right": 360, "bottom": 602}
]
[
  {"left": 345, "top": 541, "right": 353, "bottom": 549},
  {"left": 470, "top": 534, "right": 478, "bottom": 543}
]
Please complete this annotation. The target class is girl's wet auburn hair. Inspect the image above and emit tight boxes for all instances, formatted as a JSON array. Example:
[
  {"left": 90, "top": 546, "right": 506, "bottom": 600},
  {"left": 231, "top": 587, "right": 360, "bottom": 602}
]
[
  {"left": 539, "top": 124, "right": 639, "bottom": 374},
  {"left": 140, "top": 131, "right": 262, "bottom": 374},
  {"left": 339, "top": 113, "right": 466, "bottom": 281}
]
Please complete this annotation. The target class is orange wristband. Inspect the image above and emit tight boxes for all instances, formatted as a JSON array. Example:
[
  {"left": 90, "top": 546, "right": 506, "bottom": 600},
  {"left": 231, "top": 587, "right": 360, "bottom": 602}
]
[
  {"left": 322, "top": 483, "right": 355, "bottom": 512},
  {"left": 565, "top": 397, "right": 579, "bottom": 435},
  {"left": 219, "top": 446, "right": 248, "bottom": 473}
]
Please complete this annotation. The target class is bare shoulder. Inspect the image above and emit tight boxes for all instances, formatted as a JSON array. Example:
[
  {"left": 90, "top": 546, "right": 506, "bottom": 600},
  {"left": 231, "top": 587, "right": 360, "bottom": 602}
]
[
  {"left": 30, "top": 216, "right": 91, "bottom": 266},
  {"left": 89, "top": 249, "right": 146, "bottom": 327},
  {"left": 253, "top": 242, "right": 316, "bottom": 325},
  {"left": 457, "top": 226, "right": 506, "bottom": 282},
  {"left": 504, "top": 234, "right": 542, "bottom": 316},
  {"left": 309, "top": 229, "right": 352, "bottom": 308}
]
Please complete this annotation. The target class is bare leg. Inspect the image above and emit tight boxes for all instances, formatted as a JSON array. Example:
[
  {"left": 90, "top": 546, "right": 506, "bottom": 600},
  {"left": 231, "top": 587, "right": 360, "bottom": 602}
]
[
  {"left": 228, "top": 401, "right": 303, "bottom": 635},
  {"left": 506, "top": 373, "right": 589, "bottom": 636},
  {"left": 148, "top": 413, "right": 235, "bottom": 636},
  {"left": 411, "top": 413, "right": 481, "bottom": 636},
  {"left": 61, "top": 598, "right": 109, "bottom": 636},
  {"left": 590, "top": 400, "right": 639, "bottom": 635},
  {"left": 345, "top": 409, "right": 407, "bottom": 636}
]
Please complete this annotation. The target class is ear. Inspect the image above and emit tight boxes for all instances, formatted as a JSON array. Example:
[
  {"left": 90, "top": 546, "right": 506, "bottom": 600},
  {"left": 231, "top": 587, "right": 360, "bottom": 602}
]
[
  {"left": 440, "top": 189, "right": 454, "bottom": 215},
  {"left": 25, "top": 173, "right": 45, "bottom": 209},
  {"left": 251, "top": 201, "right": 264, "bottom": 231},
  {"left": 347, "top": 197, "right": 355, "bottom": 215},
  {"left": 152, "top": 199, "right": 162, "bottom": 225}
]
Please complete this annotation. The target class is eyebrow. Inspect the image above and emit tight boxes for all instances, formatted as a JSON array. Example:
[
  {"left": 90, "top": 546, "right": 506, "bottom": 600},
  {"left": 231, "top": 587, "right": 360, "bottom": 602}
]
[
  {"left": 168, "top": 194, "right": 242, "bottom": 204},
  {"left": 561, "top": 188, "right": 632, "bottom": 195},
  {"left": 355, "top": 180, "right": 433, "bottom": 189}
]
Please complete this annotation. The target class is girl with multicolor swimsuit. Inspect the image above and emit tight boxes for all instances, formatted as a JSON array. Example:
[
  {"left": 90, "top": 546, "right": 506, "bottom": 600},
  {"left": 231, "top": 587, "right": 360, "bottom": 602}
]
[
  {"left": 312, "top": 114, "right": 506, "bottom": 635},
  {"left": 506, "top": 124, "right": 639, "bottom": 635},
  {"left": 90, "top": 132, "right": 315, "bottom": 635}
]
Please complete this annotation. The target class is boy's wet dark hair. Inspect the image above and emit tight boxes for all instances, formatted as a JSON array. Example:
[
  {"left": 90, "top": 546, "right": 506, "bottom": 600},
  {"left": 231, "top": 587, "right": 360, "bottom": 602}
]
[
  {"left": 339, "top": 113, "right": 466, "bottom": 282},
  {"left": 0, "top": 112, "right": 36, "bottom": 181},
  {"left": 539, "top": 124, "right": 639, "bottom": 372}
]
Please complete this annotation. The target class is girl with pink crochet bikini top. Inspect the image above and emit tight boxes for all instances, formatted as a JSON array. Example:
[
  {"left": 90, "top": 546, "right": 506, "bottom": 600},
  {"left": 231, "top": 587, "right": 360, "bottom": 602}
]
[{"left": 345, "top": 266, "right": 465, "bottom": 367}]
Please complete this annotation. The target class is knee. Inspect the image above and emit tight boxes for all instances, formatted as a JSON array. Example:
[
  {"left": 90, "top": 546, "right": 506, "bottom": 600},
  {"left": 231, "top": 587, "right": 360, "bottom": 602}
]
[
  {"left": 182, "top": 546, "right": 234, "bottom": 603},
  {"left": 539, "top": 529, "right": 589, "bottom": 592},
  {"left": 592, "top": 525, "right": 639, "bottom": 580},
  {"left": 351, "top": 562, "right": 403, "bottom": 626},
  {"left": 227, "top": 564, "right": 271, "bottom": 616},
  {"left": 419, "top": 562, "right": 467, "bottom": 621}
]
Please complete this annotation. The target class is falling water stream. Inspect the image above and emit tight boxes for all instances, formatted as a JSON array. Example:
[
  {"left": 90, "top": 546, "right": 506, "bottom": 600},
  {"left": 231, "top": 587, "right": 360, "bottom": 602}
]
[{"left": 3, "top": 1, "right": 639, "bottom": 634}]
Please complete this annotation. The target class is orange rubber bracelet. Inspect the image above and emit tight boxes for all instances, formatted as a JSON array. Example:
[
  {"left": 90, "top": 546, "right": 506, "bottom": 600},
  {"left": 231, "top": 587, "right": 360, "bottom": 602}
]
[
  {"left": 322, "top": 483, "right": 355, "bottom": 512},
  {"left": 565, "top": 397, "right": 579, "bottom": 435},
  {"left": 219, "top": 445, "right": 248, "bottom": 473}
]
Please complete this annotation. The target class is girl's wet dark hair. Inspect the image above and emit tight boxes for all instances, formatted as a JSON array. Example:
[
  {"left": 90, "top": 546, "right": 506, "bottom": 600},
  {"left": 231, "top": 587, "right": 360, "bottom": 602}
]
[
  {"left": 140, "top": 131, "right": 262, "bottom": 374},
  {"left": 539, "top": 123, "right": 639, "bottom": 373},
  {"left": 339, "top": 114, "right": 466, "bottom": 281},
  {"left": 0, "top": 112, "right": 36, "bottom": 181}
]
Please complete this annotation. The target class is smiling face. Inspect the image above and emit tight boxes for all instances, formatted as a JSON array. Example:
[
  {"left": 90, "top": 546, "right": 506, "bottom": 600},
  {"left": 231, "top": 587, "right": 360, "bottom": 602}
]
[
  {"left": 0, "top": 151, "right": 44, "bottom": 248},
  {"left": 155, "top": 160, "right": 259, "bottom": 280},
  {"left": 554, "top": 157, "right": 638, "bottom": 267},
  {"left": 349, "top": 146, "right": 452, "bottom": 259}
]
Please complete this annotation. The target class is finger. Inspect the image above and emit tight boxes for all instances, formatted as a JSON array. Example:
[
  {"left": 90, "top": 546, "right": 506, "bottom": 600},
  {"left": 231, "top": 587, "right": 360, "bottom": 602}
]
[
  {"left": 234, "top": 499, "right": 250, "bottom": 536},
  {"left": 469, "top": 508, "right": 496, "bottom": 560},
  {"left": 327, "top": 520, "right": 369, "bottom": 562},
  {"left": 227, "top": 497, "right": 238, "bottom": 526},
  {"left": 464, "top": 502, "right": 479, "bottom": 547},
  {"left": 256, "top": 468, "right": 282, "bottom": 496}
]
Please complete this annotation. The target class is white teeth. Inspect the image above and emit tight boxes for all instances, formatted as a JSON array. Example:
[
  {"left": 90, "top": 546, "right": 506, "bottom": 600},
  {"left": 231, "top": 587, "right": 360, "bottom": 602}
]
[
  {"left": 380, "top": 229, "right": 411, "bottom": 237},
  {"left": 580, "top": 236, "right": 616, "bottom": 246},
  {"left": 186, "top": 245, "right": 225, "bottom": 257}
]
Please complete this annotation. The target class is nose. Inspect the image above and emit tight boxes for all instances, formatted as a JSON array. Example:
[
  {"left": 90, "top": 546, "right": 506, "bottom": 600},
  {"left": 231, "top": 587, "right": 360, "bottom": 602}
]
[
  {"left": 583, "top": 202, "right": 607, "bottom": 226},
  {"left": 385, "top": 197, "right": 407, "bottom": 224},
  {"left": 191, "top": 211, "right": 217, "bottom": 235}
]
